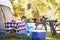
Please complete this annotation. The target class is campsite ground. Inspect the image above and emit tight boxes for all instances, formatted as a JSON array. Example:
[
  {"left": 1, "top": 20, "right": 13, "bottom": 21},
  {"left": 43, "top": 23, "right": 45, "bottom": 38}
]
[{"left": 0, "top": 31, "right": 60, "bottom": 40}]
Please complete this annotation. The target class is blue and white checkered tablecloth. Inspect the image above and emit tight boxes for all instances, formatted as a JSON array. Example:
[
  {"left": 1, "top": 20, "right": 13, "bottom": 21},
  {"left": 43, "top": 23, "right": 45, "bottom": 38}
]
[{"left": 4, "top": 22, "right": 26, "bottom": 32}]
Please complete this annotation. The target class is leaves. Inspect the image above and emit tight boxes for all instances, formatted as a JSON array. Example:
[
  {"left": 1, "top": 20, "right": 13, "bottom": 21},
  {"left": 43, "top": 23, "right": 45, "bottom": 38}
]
[{"left": 11, "top": 0, "right": 60, "bottom": 21}]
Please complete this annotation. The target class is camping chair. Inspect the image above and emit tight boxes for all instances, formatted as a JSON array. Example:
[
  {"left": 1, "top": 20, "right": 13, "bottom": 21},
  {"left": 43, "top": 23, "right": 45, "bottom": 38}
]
[
  {"left": 15, "top": 22, "right": 26, "bottom": 34},
  {"left": 4, "top": 22, "right": 13, "bottom": 33},
  {"left": 55, "top": 23, "right": 60, "bottom": 30},
  {"left": 19, "top": 23, "right": 36, "bottom": 36}
]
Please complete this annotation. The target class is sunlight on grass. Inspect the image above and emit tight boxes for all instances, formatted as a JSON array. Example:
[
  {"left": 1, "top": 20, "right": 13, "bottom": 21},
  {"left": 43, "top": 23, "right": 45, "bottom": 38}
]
[{"left": 46, "top": 37, "right": 53, "bottom": 39}]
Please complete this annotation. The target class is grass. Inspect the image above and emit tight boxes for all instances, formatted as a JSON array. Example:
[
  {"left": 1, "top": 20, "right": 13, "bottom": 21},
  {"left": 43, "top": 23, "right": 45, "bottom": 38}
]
[
  {"left": 0, "top": 31, "right": 60, "bottom": 40},
  {"left": 46, "top": 31, "right": 60, "bottom": 40}
]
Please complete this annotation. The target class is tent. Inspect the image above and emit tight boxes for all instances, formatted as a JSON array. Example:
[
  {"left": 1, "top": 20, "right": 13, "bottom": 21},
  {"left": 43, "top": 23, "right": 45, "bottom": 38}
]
[{"left": 0, "top": 0, "right": 14, "bottom": 28}]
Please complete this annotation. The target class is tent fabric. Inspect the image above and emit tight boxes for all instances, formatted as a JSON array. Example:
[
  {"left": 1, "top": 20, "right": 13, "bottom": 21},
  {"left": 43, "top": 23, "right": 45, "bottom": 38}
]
[
  {"left": 0, "top": 0, "right": 14, "bottom": 28},
  {"left": 2, "top": 6, "right": 14, "bottom": 21},
  {"left": 0, "top": 6, "right": 4, "bottom": 28},
  {"left": 0, "top": 0, "right": 14, "bottom": 13},
  {"left": 0, "top": 0, "right": 14, "bottom": 21}
]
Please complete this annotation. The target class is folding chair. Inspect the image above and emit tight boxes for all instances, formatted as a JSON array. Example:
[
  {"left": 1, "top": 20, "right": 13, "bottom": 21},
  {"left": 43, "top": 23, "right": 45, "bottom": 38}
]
[
  {"left": 20, "top": 23, "right": 36, "bottom": 36},
  {"left": 15, "top": 22, "right": 26, "bottom": 34},
  {"left": 4, "top": 22, "right": 13, "bottom": 33}
]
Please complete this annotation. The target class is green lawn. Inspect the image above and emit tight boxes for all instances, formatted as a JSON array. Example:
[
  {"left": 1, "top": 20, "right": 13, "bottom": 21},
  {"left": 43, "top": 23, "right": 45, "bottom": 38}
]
[
  {"left": 0, "top": 31, "right": 60, "bottom": 40},
  {"left": 46, "top": 31, "right": 60, "bottom": 40}
]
